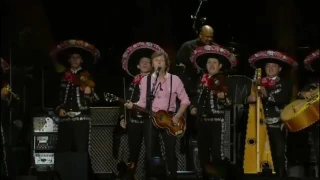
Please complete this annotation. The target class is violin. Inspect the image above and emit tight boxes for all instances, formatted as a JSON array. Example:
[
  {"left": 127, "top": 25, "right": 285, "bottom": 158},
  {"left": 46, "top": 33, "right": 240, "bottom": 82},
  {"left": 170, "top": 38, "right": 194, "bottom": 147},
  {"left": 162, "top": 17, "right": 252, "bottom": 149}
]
[
  {"left": 209, "top": 73, "right": 231, "bottom": 106},
  {"left": 74, "top": 71, "right": 95, "bottom": 91},
  {"left": 209, "top": 73, "right": 228, "bottom": 94}
]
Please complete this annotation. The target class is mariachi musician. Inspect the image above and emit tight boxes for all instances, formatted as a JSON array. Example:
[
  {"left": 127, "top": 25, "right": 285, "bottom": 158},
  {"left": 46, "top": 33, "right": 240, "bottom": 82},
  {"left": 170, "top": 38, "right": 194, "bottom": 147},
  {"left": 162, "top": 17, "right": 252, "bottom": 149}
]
[
  {"left": 247, "top": 50, "right": 298, "bottom": 177},
  {"left": 1, "top": 58, "right": 11, "bottom": 178},
  {"left": 50, "top": 40, "right": 100, "bottom": 179},
  {"left": 117, "top": 42, "right": 163, "bottom": 175},
  {"left": 299, "top": 49, "right": 319, "bottom": 171},
  {"left": 1, "top": 58, "right": 11, "bottom": 100},
  {"left": 189, "top": 45, "right": 237, "bottom": 179}
]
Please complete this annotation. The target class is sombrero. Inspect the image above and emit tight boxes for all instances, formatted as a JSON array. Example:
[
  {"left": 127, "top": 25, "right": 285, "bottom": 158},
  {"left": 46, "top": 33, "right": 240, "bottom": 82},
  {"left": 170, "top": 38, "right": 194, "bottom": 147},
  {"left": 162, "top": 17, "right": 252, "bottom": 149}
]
[
  {"left": 1, "top": 58, "right": 10, "bottom": 72},
  {"left": 304, "top": 49, "right": 319, "bottom": 72},
  {"left": 248, "top": 50, "right": 297, "bottom": 69},
  {"left": 191, "top": 45, "right": 238, "bottom": 71},
  {"left": 49, "top": 39, "right": 100, "bottom": 68},
  {"left": 121, "top": 42, "right": 164, "bottom": 77}
]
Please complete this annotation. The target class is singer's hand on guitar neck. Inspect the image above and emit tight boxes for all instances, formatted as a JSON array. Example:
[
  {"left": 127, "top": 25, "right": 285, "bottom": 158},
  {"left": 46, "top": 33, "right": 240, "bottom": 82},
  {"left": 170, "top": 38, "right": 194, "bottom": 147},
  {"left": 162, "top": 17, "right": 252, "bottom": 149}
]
[{"left": 124, "top": 100, "right": 133, "bottom": 109}]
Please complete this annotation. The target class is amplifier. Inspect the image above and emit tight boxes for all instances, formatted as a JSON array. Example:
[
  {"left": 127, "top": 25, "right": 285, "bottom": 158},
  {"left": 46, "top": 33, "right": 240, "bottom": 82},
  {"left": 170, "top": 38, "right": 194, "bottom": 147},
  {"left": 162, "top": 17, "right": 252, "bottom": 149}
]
[
  {"left": 33, "top": 117, "right": 58, "bottom": 133},
  {"left": 33, "top": 153, "right": 54, "bottom": 171},
  {"left": 33, "top": 134, "right": 58, "bottom": 151}
]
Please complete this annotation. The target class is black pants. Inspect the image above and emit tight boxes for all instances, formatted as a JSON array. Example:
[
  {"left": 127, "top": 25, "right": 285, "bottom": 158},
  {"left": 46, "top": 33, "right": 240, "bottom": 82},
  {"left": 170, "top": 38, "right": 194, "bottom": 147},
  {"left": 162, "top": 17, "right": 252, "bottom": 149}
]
[
  {"left": 197, "top": 120, "right": 223, "bottom": 179},
  {"left": 56, "top": 120, "right": 89, "bottom": 152},
  {"left": 267, "top": 124, "right": 286, "bottom": 177},
  {"left": 127, "top": 120, "right": 161, "bottom": 168},
  {"left": 144, "top": 119, "right": 177, "bottom": 179}
]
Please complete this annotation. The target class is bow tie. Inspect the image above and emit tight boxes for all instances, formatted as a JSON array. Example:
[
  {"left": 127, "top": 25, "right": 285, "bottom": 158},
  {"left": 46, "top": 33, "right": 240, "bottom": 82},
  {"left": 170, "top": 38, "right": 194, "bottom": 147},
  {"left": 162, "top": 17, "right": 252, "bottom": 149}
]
[
  {"left": 133, "top": 74, "right": 146, "bottom": 85},
  {"left": 261, "top": 77, "right": 278, "bottom": 89}
]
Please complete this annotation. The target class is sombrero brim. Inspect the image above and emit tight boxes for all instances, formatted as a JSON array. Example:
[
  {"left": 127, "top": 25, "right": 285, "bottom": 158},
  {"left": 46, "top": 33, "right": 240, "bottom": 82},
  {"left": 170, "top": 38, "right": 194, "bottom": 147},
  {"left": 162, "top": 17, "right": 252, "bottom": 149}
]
[
  {"left": 254, "top": 59, "right": 293, "bottom": 69},
  {"left": 122, "top": 42, "right": 164, "bottom": 76},
  {"left": 50, "top": 40, "right": 100, "bottom": 68},
  {"left": 194, "top": 54, "right": 232, "bottom": 71},
  {"left": 191, "top": 45, "right": 238, "bottom": 71},
  {"left": 249, "top": 50, "right": 297, "bottom": 69},
  {"left": 127, "top": 48, "right": 154, "bottom": 76},
  {"left": 55, "top": 47, "right": 96, "bottom": 68},
  {"left": 304, "top": 49, "right": 319, "bottom": 72}
]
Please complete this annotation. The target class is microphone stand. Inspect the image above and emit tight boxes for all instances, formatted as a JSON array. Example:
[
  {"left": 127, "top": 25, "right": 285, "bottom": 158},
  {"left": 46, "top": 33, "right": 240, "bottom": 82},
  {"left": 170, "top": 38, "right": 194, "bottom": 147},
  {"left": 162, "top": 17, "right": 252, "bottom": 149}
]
[
  {"left": 191, "top": 0, "right": 207, "bottom": 35},
  {"left": 145, "top": 70, "right": 160, "bottom": 178}
]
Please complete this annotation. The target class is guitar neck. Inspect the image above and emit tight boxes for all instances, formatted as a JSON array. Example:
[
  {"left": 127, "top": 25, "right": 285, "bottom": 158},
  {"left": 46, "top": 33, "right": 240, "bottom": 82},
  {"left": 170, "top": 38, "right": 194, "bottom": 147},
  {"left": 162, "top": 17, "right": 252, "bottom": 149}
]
[{"left": 117, "top": 98, "right": 154, "bottom": 116}]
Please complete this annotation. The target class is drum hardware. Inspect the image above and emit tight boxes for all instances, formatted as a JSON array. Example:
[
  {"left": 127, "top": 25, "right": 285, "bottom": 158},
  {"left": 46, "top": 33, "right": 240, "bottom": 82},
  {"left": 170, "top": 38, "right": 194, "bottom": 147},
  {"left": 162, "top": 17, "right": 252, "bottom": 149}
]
[{"left": 190, "top": 0, "right": 207, "bottom": 35}]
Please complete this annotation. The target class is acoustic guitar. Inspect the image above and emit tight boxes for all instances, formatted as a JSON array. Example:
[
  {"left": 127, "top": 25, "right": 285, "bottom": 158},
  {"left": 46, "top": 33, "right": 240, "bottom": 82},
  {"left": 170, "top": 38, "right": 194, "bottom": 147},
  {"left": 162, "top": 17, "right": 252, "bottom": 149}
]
[
  {"left": 281, "top": 88, "right": 319, "bottom": 132},
  {"left": 104, "top": 93, "right": 186, "bottom": 136}
]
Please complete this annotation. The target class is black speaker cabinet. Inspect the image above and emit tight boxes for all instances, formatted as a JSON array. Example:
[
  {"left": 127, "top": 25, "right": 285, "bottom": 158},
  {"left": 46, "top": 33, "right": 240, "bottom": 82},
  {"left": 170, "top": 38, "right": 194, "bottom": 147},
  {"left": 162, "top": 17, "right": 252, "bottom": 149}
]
[
  {"left": 89, "top": 107, "right": 187, "bottom": 179},
  {"left": 54, "top": 152, "right": 89, "bottom": 180}
]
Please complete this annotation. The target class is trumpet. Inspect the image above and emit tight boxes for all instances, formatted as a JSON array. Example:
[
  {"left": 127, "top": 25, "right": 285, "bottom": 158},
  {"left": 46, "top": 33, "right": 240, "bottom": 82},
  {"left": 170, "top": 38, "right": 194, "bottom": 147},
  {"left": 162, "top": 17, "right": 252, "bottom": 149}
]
[{"left": 4, "top": 84, "right": 20, "bottom": 101}]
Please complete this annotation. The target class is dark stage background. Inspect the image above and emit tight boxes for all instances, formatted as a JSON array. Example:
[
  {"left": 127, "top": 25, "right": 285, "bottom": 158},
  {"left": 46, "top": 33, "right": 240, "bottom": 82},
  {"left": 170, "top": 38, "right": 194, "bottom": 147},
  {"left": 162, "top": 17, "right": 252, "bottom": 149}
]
[{"left": 1, "top": 0, "right": 319, "bottom": 109}]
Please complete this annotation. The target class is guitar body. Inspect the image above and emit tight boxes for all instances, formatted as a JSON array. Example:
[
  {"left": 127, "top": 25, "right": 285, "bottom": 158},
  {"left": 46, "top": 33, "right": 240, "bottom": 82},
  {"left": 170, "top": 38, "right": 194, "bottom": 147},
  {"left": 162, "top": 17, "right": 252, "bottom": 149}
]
[
  {"left": 151, "top": 110, "right": 186, "bottom": 136},
  {"left": 281, "top": 93, "right": 319, "bottom": 132},
  {"left": 104, "top": 93, "right": 186, "bottom": 137}
]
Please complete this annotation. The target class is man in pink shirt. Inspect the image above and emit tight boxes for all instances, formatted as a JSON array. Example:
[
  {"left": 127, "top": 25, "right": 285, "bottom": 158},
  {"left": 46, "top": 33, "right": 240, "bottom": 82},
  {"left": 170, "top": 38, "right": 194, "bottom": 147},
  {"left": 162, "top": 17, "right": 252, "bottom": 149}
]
[{"left": 125, "top": 51, "right": 190, "bottom": 179}]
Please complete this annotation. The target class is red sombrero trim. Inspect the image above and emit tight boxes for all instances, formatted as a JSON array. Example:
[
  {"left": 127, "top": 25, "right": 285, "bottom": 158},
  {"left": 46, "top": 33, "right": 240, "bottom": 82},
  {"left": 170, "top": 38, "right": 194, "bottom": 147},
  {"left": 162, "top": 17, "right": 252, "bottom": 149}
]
[
  {"left": 49, "top": 40, "right": 100, "bottom": 64},
  {"left": 248, "top": 50, "right": 297, "bottom": 69},
  {"left": 121, "top": 42, "right": 165, "bottom": 77},
  {"left": 190, "top": 45, "right": 238, "bottom": 70},
  {"left": 1, "top": 58, "right": 10, "bottom": 71},
  {"left": 304, "top": 49, "right": 319, "bottom": 72}
]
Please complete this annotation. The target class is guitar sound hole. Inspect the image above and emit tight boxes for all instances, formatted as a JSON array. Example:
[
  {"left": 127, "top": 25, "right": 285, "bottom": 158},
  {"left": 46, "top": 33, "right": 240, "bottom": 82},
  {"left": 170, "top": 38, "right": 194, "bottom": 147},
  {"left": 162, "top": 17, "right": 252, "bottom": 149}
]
[
  {"left": 159, "top": 116, "right": 163, "bottom": 121},
  {"left": 247, "top": 139, "right": 255, "bottom": 145}
]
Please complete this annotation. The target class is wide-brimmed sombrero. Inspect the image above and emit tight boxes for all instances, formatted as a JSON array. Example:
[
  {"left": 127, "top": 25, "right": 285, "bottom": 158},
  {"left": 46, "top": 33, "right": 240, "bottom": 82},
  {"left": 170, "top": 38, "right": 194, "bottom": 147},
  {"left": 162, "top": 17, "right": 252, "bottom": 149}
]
[
  {"left": 1, "top": 58, "right": 10, "bottom": 72},
  {"left": 121, "top": 42, "right": 164, "bottom": 77},
  {"left": 304, "top": 49, "right": 319, "bottom": 72},
  {"left": 49, "top": 39, "right": 100, "bottom": 68},
  {"left": 191, "top": 45, "right": 238, "bottom": 71},
  {"left": 248, "top": 50, "right": 297, "bottom": 69}
]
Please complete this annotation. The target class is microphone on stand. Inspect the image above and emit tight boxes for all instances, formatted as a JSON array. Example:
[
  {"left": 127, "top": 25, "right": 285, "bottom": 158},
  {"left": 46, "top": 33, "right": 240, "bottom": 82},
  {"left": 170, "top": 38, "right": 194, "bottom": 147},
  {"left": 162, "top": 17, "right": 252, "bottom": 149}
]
[
  {"left": 150, "top": 67, "right": 162, "bottom": 100},
  {"left": 155, "top": 67, "right": 161, "bottom": 75}
]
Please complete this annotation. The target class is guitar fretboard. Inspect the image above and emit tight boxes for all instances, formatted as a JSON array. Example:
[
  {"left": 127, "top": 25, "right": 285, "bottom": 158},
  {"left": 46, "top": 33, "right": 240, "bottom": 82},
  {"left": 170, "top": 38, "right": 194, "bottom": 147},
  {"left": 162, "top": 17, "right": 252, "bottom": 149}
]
[{"left": 117, "top": 98, "right": 156, "bottom": 116}]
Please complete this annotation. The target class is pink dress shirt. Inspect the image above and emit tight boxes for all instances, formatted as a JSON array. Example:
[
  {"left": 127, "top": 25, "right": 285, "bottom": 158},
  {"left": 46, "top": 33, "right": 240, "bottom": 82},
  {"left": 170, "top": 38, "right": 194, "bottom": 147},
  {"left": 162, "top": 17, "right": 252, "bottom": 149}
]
[{"left": 136, "top": 73, "right": 190, "bottom": 112}]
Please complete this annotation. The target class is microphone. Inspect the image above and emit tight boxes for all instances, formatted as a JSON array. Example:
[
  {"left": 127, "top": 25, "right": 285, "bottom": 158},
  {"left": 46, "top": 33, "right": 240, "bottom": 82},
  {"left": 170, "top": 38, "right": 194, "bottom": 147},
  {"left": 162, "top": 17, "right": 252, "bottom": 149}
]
[{"left": 155, "top": 67, "right": 161, "bottom": 75}]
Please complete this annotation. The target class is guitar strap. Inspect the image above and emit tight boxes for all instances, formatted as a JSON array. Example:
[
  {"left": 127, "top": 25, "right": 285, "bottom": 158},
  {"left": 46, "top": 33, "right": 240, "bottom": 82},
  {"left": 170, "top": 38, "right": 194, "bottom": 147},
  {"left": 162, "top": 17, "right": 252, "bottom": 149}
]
[
  {"left": 146, "top": 74, "right": 152, "bottom": 111},
  {"left": 167, "top": 74, "right": 172, "bottom": 112}
]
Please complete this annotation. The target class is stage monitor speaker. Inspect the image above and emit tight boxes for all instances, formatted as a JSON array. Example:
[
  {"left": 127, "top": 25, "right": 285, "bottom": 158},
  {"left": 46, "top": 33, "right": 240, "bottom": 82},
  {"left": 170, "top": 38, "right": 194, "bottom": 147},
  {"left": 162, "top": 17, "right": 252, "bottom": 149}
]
[{"left": 54, "top": 152, "right": 89, "bottom": 180}]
